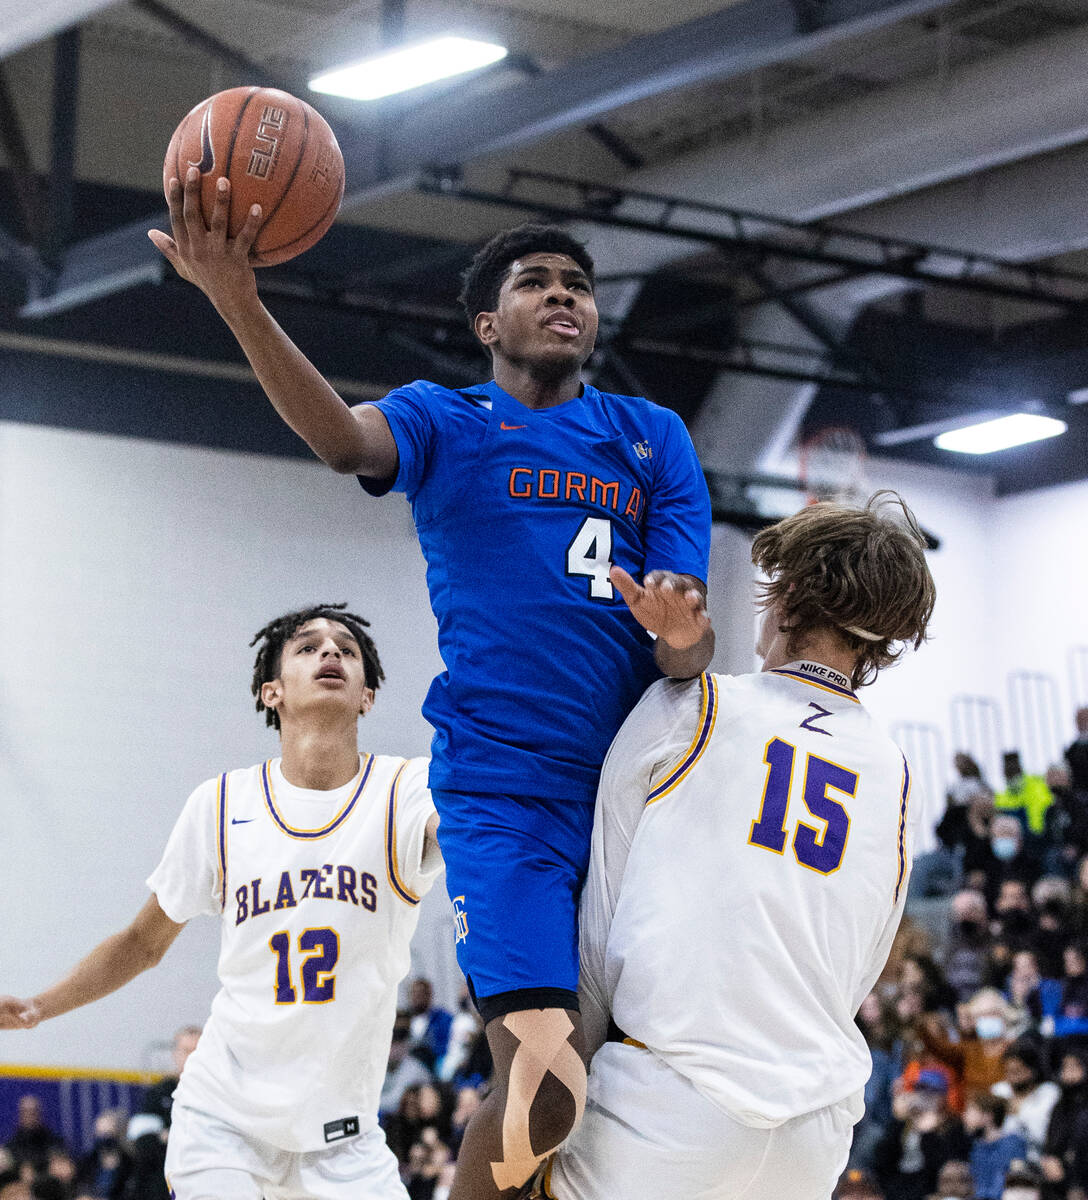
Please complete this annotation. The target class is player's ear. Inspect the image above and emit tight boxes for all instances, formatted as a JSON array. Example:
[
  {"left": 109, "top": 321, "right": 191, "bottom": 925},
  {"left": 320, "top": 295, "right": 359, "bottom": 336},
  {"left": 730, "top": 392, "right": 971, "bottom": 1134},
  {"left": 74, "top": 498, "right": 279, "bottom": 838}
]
[
  {"left": 474, "top": 310, "right": 498, "bottom": 348},
  {"left": 359, "top": 686, "right": 375, "bottom": 716},
  {"left": 261, "top": 679, "right": 283, "bottom": 711}
]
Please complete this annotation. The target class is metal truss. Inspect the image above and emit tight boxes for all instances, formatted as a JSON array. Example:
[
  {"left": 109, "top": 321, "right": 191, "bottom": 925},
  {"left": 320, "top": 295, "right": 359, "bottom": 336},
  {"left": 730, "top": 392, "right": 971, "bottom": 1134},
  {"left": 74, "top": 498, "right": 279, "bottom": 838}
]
[
  {"left": 244, "top": 275, "right": 893, "bottom": 396},
  {"left": 418, "top": 167, "right": 1088, "bottom": 310}
]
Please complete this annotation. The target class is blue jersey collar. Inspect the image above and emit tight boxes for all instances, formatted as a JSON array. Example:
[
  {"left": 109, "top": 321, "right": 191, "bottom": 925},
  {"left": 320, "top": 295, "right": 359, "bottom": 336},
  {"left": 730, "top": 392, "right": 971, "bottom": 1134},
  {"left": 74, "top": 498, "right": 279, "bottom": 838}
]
[{"left": 466, "top": 379, "right": 592, "bottom": 411}]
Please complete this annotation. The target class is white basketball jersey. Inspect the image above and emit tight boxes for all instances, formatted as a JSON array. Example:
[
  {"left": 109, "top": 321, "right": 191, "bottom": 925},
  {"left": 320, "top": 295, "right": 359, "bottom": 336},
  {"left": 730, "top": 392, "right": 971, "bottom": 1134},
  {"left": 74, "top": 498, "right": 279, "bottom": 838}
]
[
  {"left": 148, "top": 754, "right": 440, "bottom": 1152},
  {"left": 578, "top": 662, "right": 915, "bottom": 1128}
]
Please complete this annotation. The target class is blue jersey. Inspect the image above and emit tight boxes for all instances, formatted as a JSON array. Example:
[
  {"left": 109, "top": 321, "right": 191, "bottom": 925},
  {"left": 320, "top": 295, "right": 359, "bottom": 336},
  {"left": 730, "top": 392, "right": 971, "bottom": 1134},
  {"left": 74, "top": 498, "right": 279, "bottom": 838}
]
[{"left": 361, "top": 378, "right": 711, "bottom": 803}]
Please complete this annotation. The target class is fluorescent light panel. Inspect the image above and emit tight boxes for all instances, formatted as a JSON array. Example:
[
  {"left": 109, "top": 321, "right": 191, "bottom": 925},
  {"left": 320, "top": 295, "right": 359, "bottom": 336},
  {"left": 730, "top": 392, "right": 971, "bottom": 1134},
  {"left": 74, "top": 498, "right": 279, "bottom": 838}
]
[
  {"left": 310, "top": 36, "right": 508, "bottom": 100},
  {"left": 934, "top": 413, "right": 1067, "bottom": 454}
]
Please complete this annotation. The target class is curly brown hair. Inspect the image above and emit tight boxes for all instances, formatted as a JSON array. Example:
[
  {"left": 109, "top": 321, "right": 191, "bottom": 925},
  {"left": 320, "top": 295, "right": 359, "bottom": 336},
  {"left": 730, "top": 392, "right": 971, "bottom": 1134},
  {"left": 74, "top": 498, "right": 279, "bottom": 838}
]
[{"left": 751, "top": 491, "right": 935, "bottom": 688}]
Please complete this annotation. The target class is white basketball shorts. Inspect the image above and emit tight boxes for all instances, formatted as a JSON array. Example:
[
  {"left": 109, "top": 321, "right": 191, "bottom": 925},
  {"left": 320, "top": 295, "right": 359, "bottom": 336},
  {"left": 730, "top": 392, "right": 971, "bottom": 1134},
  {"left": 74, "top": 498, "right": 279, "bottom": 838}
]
[
  {"left": 164, "top": 1103, "right": 407, "bottom": 1200},
  {"left": 545, "top": 1042, "right": 859, "bottom": 1200}
]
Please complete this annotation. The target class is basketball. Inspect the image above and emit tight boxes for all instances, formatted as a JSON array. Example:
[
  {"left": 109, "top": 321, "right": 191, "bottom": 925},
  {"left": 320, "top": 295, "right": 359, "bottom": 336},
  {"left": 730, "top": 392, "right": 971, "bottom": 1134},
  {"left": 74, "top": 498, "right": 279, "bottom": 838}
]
[{"left": 163, "top": 86, "right": 345, "bottom": 266}]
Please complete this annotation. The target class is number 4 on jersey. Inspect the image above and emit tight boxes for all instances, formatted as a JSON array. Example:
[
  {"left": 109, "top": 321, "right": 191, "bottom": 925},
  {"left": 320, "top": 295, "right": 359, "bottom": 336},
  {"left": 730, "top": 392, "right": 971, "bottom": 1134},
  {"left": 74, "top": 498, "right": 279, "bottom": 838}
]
[{"left": 567, "top": 516, "right": 614, "bottom": 600}]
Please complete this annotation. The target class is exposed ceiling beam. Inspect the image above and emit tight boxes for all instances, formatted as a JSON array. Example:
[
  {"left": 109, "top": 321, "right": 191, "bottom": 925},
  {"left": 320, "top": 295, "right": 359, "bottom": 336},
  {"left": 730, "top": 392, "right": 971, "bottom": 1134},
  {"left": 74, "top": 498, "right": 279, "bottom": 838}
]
[
  {"left": 631, "top": 14, "right": 1088, "bottom": 221},
  {"left": 10, "top": 0, "right": 959, "bottom": 316},
  {"left": 0, "top": 0, "right": 117, "bottom": 58},
  {"left": 131, "top": 0, "right": 284, "bottom": 90},
  {"left": 582, "top": 9, "right": 1088, "bottom": 474},
  {"left": 339, "top": 0, "right": 958, "bottom": 203},
  {"left": 415, "top": 170, "right": 1088, "bottom": 309}
]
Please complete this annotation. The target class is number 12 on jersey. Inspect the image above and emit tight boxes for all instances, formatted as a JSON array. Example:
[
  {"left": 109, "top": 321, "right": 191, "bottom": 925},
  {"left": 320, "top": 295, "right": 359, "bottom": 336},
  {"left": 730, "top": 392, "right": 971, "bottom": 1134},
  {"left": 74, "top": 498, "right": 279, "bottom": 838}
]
[
  {"left": 269, "top": 928, "right": 339, "bottom": 1004},
  {"left": 748, "top": 739, "right": 855, "bottom": 874}
]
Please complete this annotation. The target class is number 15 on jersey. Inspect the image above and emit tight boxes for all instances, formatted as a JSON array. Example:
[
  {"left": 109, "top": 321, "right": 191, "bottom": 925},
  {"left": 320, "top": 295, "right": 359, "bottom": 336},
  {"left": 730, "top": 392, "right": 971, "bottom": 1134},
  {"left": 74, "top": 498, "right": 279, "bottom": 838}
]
[{"left": 748, "top": 739, "right": 856, "bottom": 875}]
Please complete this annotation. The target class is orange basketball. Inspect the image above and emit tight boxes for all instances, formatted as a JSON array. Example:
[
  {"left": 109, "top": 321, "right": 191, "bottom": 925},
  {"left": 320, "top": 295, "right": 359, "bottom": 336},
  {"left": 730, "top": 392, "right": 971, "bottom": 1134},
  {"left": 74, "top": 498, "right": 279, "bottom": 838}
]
[{"left": 163, "top": 86, "right": 345, "bottom": 266}]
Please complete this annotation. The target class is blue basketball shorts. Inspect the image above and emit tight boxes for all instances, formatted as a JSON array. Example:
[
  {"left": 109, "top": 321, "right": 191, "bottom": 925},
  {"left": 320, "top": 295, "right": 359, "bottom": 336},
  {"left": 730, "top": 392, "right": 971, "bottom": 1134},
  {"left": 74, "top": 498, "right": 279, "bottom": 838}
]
[{"left": 431, "top": 790, "right": 594, "bottom": 1020}]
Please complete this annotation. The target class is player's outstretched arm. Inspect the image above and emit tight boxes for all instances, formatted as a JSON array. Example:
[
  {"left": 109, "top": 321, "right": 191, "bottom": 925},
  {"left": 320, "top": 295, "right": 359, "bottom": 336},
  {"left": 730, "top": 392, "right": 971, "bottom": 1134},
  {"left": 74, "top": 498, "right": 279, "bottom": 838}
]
[
  {"left": 0, "top": 895, "right": 184, "bottom": 1029},
  {"left": 148, "top": 169, "right": 397, "bottom": 479},
  {"left": 610, "top": 567, "right": 714, "bottom": 679}
]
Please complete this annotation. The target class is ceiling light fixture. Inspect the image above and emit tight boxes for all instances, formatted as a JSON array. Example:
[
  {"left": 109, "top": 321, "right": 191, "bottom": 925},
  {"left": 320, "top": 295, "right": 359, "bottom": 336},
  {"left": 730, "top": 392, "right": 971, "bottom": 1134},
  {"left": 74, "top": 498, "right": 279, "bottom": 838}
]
[
  {"left": 309, "top": 36, "right": 508, "bottom": 101},
  {"left": 933, "top": 413, "right": 1067, "bottom": 454}
]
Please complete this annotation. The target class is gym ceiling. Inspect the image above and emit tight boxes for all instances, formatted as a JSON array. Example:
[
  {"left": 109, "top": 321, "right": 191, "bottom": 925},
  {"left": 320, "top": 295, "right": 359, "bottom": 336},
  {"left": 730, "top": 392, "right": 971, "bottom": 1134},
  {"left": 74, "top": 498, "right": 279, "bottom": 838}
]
[{"left": 2, "top": 0, "right": 1088, "bottom": 500}]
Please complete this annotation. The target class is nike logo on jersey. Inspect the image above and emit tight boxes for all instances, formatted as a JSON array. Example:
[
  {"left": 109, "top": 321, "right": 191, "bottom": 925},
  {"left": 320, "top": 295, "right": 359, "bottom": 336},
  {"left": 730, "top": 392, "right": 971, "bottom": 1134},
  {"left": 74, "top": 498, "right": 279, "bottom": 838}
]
[
  {"left": 231, "top": 817, "right": 255, "bottom": 824},
  {"left": 800, "top": 702, "right": 834, "bottom": 735},
  {"left": 500, "top": 421, "right": 527, "bottom": 430}
]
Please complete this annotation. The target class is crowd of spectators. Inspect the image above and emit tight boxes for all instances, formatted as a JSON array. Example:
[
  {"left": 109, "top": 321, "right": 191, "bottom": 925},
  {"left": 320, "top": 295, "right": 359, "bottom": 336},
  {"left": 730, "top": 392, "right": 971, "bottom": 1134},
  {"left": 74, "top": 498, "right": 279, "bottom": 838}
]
[
  {"left": 838, "top": 706, "right": 1088, "bottom": 1200},
  {"left": 0, "top": 1027, "right": 202, "bottom": 1200},
  {"left": 377, "top": 979, "right": 492, "bottom": 1200},
  {"left": 0, "top": 984, "right": 490, "bottom": 1200},
  {"left": 0, "top": 1098, "right": 129, "bottom": 1200}
]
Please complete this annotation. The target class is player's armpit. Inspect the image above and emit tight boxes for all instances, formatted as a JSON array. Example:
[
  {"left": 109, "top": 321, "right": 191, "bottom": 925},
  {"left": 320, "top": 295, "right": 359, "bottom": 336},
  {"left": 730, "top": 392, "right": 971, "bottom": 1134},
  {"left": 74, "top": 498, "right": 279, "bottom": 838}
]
[{"left": 423, "top": 812, "right": 443, "bottom": 871}]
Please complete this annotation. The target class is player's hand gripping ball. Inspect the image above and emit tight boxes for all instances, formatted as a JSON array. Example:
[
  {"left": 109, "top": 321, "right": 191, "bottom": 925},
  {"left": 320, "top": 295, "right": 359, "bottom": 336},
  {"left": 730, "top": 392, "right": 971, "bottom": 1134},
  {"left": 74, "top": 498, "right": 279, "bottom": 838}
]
[{"left": 163, "top": 86, "right": 345, "bottom": 266}]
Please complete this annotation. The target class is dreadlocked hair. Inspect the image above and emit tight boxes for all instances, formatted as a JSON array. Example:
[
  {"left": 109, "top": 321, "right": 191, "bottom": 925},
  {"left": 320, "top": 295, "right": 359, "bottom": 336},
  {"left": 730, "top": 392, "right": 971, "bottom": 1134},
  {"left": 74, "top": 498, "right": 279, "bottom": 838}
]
[
  {"left": 751, "top": 490, "right": 936, "bottom": 689},
  {"left": 458, "top": 222, "right": 595, "bottom": 334},
  {"left": 249, "top": 603, "right": 385, "bottom": 730}
]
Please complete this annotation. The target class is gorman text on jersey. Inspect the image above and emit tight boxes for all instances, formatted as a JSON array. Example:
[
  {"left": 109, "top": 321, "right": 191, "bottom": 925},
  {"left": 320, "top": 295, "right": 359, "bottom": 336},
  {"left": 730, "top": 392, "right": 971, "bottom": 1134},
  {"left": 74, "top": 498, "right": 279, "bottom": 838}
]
[{"left": 507, "top": 466, "right": 644, "bottom": 523}]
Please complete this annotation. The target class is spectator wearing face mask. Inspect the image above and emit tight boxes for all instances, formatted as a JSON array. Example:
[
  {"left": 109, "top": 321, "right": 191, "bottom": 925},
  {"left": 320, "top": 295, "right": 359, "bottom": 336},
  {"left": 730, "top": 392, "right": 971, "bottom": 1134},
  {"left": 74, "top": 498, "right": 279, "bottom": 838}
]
[
  {"left": 993, "top": 1042, "right": 1059, "bottom": 1159},
  {"left": 937, "top": 789, "right": 998, "bottom": 897},
  {"left": 1028, "top": 877, "right": 1072, "bottom": 979},
  {"left": 988, "top": 869, "right": 1041, "bottom": 942},
  {"left": 964, "top": 1094, "right": 1027, "bottom": 1200},
  {"left": 915, "top": 988, "right": 1017, "bottom": 1106},
  {"left": 945, "top": 891, "right": 994, "bottom": 1004}
]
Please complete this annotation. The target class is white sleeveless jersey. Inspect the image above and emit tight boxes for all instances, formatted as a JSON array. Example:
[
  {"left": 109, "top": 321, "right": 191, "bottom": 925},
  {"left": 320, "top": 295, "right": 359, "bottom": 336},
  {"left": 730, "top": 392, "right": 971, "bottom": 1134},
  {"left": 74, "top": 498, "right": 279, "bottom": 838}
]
[
  {"left": 147, "top": 754, "right": 440, "bottom": 1153},
  {"left": 578, "top": 663, "right": 915, "bottom": 1128}
]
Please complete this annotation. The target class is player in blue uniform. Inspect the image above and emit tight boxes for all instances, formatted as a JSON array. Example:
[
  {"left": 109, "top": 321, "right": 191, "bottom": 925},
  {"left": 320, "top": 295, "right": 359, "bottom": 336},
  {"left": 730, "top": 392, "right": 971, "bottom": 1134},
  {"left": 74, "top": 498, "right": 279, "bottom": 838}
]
[{"left": 150, "top": 175, "right": 714, "bottom": 1199}]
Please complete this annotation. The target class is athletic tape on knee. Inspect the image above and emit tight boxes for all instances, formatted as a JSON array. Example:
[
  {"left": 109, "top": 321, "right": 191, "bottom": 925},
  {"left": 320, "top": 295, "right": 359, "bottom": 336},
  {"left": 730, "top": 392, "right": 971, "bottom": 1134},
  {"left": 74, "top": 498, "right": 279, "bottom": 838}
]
[{"left": 490, "top": 1010, "right": 587, "bottom": 1191}]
